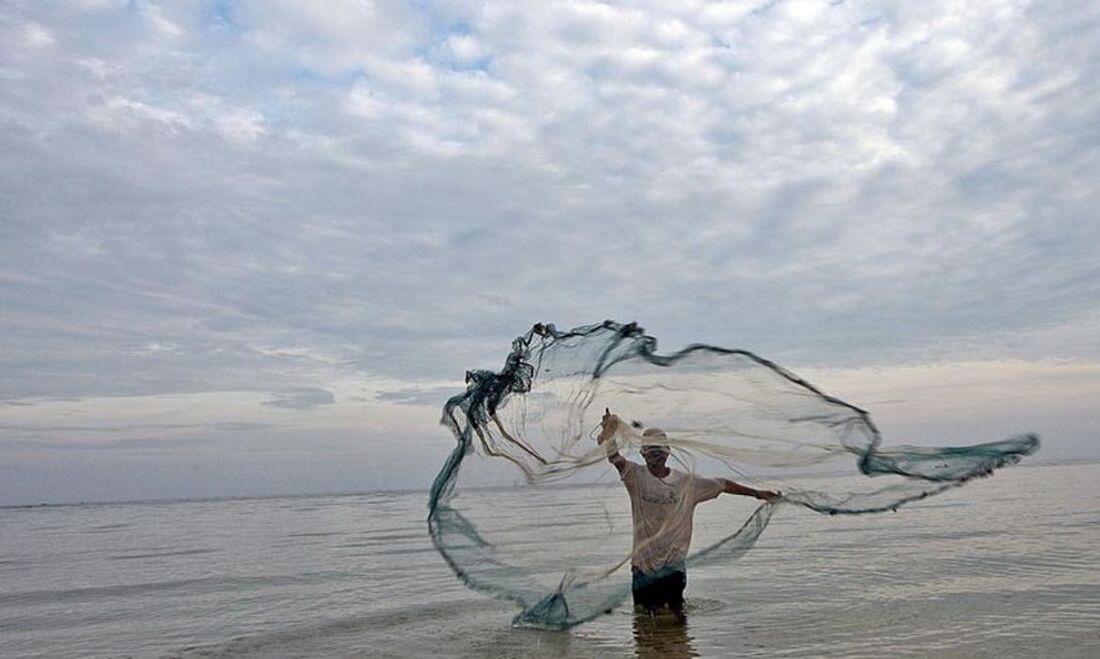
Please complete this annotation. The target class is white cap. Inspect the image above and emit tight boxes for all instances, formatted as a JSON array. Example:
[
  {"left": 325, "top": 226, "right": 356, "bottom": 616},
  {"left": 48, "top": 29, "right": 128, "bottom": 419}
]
[{"left": 641, "top": 427, "right": 669, "bottom": 450}]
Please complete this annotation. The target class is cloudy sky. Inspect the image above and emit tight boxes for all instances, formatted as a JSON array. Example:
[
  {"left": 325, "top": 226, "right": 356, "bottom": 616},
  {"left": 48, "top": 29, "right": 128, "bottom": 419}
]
[{"left": 1, "top": 0, "right": 1097, "bottom": 505}]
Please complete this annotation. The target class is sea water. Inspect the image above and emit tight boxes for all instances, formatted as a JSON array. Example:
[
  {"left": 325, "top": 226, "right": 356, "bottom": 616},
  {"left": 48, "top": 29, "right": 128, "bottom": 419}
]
[{"left": 1, "top": 463, "right": 1098, "bottom": 658}]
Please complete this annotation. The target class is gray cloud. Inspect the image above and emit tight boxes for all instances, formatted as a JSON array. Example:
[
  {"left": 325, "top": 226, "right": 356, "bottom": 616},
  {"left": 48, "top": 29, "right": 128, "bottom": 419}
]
[
  {"left": 262, "top": 387, "right": 336, "bottom": 410},
  {"left": 0, "top": 421, "right": 274, "bottom": 434},
  {"left": 374, "top": 385, "right": 464, "bottom": 407},
  {"left": 0, "top": 437, "right": 214, "bottom": 452}
]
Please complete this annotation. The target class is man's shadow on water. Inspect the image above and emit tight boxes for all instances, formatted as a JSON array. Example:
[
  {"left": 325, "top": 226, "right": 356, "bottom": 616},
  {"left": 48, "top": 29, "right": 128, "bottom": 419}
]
[{"left": 632, "top": 606, "right": 699, "bottom": 659}]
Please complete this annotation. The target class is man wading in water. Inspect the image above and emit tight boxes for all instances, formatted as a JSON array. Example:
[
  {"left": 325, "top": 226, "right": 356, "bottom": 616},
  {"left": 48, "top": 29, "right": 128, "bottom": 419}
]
[{"left": 597, "top": 408, "right": 779, "bottom": 618}]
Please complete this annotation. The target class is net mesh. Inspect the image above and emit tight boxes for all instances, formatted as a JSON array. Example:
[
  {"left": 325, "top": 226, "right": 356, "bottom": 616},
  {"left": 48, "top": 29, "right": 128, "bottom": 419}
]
[{"left": 429, "top": 321, "right": 1039, "bottom": 628}]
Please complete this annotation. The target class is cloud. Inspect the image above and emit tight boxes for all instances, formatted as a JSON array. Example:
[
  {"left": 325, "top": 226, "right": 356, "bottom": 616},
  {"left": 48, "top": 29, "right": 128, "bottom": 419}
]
[
  {"left": 0, "top": 421, "right": 274, "bottom": 434},
  {"left": 0, "top": 437, "right": 215, "bottom": 452},
  {"left": 0, "top": 0, "right": 1098, "bottom": 502},
  {"left": 2, "top": 0, "right": 1097, "bottom": 389},
  {"left": 374, "top": 385, "right": 463, "bottom": 406},
  {"left": 262, "top": 387, "right": 336, "bottom": 410}
]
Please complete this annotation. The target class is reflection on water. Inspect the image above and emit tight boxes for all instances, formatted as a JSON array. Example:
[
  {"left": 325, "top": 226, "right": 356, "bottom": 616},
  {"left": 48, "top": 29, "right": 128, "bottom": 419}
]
[{"left": 632, "top": 608, "right": 698, "bottom": 659}]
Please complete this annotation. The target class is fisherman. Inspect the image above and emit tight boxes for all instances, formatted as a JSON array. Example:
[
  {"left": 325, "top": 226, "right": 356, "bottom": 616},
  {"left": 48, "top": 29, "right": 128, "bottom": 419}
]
[{"left": 597, "top": 408, "right": 780, "bottom": 617}]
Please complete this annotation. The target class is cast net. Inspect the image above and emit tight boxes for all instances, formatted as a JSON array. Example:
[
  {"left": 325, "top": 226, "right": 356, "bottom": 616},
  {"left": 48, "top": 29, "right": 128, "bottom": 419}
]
[{"left": 428, "top": 321, "right": 1038, "bottom": 628}]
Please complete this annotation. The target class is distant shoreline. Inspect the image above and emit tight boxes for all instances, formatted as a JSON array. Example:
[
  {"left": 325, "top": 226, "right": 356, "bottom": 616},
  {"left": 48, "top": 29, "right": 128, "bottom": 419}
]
[{"left": 2, "top": 456, "right": 1096, "bottom": 510}]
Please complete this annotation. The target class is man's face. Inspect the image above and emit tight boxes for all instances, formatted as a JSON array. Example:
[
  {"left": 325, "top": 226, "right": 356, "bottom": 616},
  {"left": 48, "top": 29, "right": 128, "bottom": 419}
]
[{"left": 642, "top": 446, "right": 669, "bottom": 470}]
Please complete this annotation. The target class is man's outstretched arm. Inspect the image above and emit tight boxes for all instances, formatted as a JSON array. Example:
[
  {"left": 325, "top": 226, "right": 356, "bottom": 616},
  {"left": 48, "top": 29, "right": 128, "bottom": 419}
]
[
  {"left": 721, "top": 478, "right": 781, "bottom": 501},
  {"left": 597, "top": 408, "right": 628, "bottom": 475}
]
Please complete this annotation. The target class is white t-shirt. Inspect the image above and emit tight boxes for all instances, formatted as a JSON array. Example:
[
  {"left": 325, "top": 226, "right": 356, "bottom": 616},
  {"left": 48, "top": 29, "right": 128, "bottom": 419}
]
[{"left": 620, "top": 461, "right": 725, "bottom": 573}]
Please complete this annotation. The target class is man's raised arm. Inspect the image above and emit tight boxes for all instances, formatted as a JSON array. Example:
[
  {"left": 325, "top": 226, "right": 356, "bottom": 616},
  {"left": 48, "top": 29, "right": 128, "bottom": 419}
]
[{"left": 597, "top": 408, "right": 628, "bottom": 475}]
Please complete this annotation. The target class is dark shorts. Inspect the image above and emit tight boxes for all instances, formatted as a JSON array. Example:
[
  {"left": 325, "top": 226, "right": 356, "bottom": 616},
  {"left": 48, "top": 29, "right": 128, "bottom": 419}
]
[{"left": 632, "top": 564, "right": 686, "bottom": 611}]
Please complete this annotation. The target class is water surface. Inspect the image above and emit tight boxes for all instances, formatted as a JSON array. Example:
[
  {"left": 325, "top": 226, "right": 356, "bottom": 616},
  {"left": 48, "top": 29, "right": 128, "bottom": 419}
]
[{"left": 1, "top": 463, "right": 1098, "bottom": 657}]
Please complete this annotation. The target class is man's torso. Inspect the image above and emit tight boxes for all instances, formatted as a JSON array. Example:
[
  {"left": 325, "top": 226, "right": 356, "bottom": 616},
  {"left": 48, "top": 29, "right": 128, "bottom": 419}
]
[{"left": 621, "top": 462, "right": 722, "bottom": 573}]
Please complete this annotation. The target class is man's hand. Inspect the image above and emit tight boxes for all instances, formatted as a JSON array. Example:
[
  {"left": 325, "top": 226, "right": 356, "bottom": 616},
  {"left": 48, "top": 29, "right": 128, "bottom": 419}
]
[
  {"left": 598, "top": 408, "right": 628, "bottom": 474},
  {"left": 756, "top": 489, "right": 782, "bottom": 502},
  {"left": 597, "top": 407, "right": 620, "bottom": 445}
]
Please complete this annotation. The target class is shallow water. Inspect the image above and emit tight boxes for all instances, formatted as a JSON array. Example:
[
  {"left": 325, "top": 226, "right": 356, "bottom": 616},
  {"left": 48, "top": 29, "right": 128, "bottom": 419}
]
[{"left": 1, "top": 463, "right": 1098, "bottom": 658}]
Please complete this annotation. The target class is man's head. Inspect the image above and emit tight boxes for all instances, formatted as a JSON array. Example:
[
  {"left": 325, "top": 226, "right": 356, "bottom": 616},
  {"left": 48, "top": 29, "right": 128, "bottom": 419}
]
[{"left": 641, "top": 427, "right": 670, "bottom": 470}]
